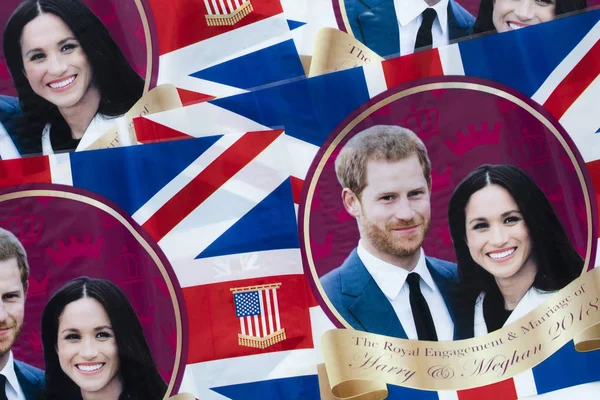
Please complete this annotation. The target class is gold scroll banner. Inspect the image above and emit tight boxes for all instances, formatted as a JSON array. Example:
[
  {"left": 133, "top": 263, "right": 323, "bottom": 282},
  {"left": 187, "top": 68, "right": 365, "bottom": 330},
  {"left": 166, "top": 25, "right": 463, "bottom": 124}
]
[
  {"left": 308, "top": 28, "right": 384, "bottom": 78},
  {"left": 83, "top": 84, "right": 184, "bottom": 151},
  {"left": 319, "top": 266, "right": 600, "bottom": 399},
  {"left": 167, "top": 394, "right": 195, "bottom": 400}
]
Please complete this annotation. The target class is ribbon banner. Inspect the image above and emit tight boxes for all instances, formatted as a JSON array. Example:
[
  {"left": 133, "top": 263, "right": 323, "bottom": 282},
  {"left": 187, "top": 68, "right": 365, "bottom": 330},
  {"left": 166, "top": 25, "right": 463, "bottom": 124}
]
[{"left": 319, "top": 267, "right": 600, "bottom": 399}]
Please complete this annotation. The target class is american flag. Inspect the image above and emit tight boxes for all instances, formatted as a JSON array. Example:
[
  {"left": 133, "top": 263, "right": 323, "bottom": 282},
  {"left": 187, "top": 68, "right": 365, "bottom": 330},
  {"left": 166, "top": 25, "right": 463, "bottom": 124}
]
[{"left": 232, "top": 283, "right": 286, "bottom": 349}]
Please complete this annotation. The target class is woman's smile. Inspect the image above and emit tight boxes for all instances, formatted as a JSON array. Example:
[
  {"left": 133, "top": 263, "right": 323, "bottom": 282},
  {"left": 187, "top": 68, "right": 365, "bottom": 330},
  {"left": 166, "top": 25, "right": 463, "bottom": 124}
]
[
  {"left": 487, "top": 247, "right": 517, "bottom": 260},
  {"left": 47, "top": 74, "right": 77, "bottom": 90}
]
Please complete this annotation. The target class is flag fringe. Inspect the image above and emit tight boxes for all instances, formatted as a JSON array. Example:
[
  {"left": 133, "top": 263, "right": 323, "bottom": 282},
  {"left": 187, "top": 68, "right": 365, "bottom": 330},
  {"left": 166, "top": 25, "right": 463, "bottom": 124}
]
[
  {"left": 238, "top": 329, "right": 286, "bottom": 349},
  {"left": 206, "top": 1, "right": 254, "bottom": 27}
]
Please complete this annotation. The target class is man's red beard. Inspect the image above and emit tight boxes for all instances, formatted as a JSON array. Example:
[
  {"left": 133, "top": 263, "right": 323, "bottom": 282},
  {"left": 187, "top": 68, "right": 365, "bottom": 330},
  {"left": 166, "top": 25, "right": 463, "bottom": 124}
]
[{"left": 362, "top": 217, "right": 430, "bottom": 258}]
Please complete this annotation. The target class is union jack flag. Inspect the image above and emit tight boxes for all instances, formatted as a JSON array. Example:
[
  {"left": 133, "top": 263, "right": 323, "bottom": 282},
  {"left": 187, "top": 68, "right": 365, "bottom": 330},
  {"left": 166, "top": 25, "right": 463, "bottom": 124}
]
[{"left": 127, "top": 9, "right": 600, "bottom": 399}]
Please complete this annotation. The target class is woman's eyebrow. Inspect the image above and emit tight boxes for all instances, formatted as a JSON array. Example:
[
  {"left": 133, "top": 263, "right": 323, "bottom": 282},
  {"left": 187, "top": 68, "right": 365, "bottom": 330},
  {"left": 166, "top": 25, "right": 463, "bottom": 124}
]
[{"left": 57, "top": 37, "right": 77, "bottom": 45}]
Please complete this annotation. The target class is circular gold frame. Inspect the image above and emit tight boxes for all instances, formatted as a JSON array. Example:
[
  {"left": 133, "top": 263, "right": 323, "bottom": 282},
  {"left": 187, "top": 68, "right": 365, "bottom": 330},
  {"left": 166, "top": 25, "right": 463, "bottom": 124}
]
[
  {"left": 133, "top": 0, "right": 154, "bottom": 93},
  {"left": 0, "top": 189, "right": 184, "bottom": 398}
]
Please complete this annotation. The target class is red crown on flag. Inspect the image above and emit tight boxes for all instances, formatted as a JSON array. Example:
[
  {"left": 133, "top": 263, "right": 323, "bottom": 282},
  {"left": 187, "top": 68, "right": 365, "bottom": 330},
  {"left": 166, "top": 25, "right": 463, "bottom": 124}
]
[
  {"left": 205, "top": 0, "right": 254, "bottom": 27},
  {"left": 45, "top": 235, "right": 104, "bottom": 267},
  {"left": 444, "top": 121, "right": 502, "bottom": 157},
  {"left": 430, "top": 167, "right": 451, "bottom": 191},
  {"left": 23, "top": 331, "right": 43, "bottom": 352},
  {"left": 106, "top": 246, "right": 147, "bottom": 285},
  {"left": 28, "top": 274, "right": 49, "bottom": 298},
  {"left": 401, "top": 105, "right": 440, "bottom": 139},
  {"left": 0, "top": 209, "right": 43, "bottom": 244},
  {"left": 508, "top": 129, "right": 551, "bottom": 168}
]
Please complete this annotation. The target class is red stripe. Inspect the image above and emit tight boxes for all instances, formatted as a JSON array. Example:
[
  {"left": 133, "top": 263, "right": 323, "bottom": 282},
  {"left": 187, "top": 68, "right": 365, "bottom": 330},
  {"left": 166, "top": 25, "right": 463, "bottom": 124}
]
[
  {"left": 586, "top": 159, "right": 600, "bottom": 237},
  {"left": 290, "top": 176, "right": 304, "bottom": 204},
  {"left": 457, "top": 379, "right": 517, "bottom": 400},
  {"left": 0, "top": 156, "right": 52, "bottom": 189},
  {"left": 147, "top": 0, "right": 284, "bottom": 55},
  {"left": 176, "top": 88, "right": 215, "bottom": 106},
  {"left": 382, "top": 49, "right": 444, "bottom": 89},
  {"left": 543, "top": 40, "right": 600, "bottom": 119},
  {"left": 133, "top": 117, "right": 192, "bottom": 144},
  {"left": 142, "top": 130, "right": 283, "bottom": 241}
]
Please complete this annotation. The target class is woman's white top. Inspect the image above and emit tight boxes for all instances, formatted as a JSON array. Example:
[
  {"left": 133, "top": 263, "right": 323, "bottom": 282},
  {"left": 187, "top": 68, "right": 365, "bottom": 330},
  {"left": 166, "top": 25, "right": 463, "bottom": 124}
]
[
  {"left": 473, "top": 287, "right": 556, "bottom": 336},
  {"left": 41, "top": 113, "right": 118, "bottom": 155},
  {"left": 0, "top": 122, "right": 20, "bottom": 160}
]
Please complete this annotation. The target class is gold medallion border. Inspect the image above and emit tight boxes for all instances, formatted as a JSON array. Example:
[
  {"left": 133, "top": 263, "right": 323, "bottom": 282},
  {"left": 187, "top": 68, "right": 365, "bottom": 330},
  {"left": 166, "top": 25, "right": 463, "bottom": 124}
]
[
  {"left": 0, "top": 189, "right": 182, "bottom": 399},
  {"left": 302, "top": 81, "right": 594, "bottom": 330},
  {"left": 133, "top": 0, "right": 153, "bottom": 93}
]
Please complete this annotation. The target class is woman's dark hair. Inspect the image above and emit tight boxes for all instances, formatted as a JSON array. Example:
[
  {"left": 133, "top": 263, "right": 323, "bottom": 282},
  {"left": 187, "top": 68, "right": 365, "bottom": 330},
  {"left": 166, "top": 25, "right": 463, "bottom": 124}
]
[
  {"left": 448, "top": 164, "right": 583, "bottom": 310},
  {"left": 41, "top": 277, "right": 167, "bottom": 400},
  {"left": 473, "top": 0, "right": 588, "bottom": 35},
  {"left": 3, "top": 0, "right": 144, "bottom": 154}
]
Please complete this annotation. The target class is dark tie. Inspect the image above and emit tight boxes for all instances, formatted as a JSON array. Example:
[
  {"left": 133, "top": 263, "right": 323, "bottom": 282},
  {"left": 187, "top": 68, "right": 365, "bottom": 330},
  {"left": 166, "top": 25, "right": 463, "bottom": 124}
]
[
  {"left": 406, "top": 272, "right": 438, "bottom": 341},
  {"left": 0, "top": 374, "right": 8, "bottom": 400},
  {"left": 415, "top": 8, "right": 437, "bottom": 50}
]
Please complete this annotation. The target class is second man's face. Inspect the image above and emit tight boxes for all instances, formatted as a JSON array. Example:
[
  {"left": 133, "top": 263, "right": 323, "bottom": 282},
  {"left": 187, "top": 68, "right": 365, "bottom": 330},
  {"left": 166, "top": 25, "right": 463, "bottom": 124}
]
[
  {"left": 354, "top": 154, "right": 431, "bottom": 265},
  {"left": 0, "top": 258, "right": 27, "bottom": 363}
]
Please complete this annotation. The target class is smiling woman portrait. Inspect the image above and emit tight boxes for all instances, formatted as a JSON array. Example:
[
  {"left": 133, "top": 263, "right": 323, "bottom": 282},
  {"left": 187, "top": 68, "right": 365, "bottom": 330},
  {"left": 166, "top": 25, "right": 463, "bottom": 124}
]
[
  {"left": 3, "top": 0, "right": 144, "bottom": 156},
  {"left": 472, "top": 0, "right": 587, "bottom": 34},
  {"left": 448, "top": 164, "right": 583, "bottom": 338},
  {"left": 41, "top": 277, "right": 167, "bottom": 400}
]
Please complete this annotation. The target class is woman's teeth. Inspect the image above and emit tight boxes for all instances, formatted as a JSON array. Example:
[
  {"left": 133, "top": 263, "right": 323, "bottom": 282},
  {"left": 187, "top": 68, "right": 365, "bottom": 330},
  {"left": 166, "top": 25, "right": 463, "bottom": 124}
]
[
  {"left": 507, "top": 22, "right": 525, "bottom": 30},
  {"left": 488, "top": 248, "right": 516, "bottom": 259},
  {"left": 77, "top": 363, "right": 103, "bottom": 372},
  {"left": 49, "top": 76, "right": 75, "bottom": 89}
]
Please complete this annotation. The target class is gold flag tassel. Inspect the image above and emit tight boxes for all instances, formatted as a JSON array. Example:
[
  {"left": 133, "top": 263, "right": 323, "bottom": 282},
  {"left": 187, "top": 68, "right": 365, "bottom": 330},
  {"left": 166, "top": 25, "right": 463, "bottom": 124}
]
[
  {"left": 206, "top": 1, "right": 254, "bottom": 27},
  {"left": 238, "top": 329, "right": 287, "bottom": 349}
]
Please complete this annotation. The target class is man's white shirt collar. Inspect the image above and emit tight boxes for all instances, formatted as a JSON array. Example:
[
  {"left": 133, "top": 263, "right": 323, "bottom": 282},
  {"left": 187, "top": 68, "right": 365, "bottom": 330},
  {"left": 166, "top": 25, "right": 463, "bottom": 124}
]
[
  {"left": 357, "top": 241, "right": 437, "bottom": 300},
  {"left": 0, "top": 352, "right": 24, "bottom": 400},
  {"left": 395, "top": 0, "right": 450, "bottom": 36}
]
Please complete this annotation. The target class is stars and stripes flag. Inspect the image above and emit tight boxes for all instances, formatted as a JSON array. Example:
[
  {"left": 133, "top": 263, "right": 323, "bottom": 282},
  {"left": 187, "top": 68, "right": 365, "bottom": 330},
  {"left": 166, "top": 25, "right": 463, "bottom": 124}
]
[{"left": 232, "top": 283, "right": 287, "bottom": 349}]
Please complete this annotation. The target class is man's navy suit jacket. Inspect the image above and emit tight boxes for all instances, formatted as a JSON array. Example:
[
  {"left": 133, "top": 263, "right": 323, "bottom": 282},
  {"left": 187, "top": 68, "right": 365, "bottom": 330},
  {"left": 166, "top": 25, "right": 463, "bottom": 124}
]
[
  {"left": 14, "top": 360, "right": 45, "bottom": 400},
  {"left": 344, "top": 0, "right": 475, "bottom": 58},
  {"left": 321, "top": 248, "right": 458, "bottom": 339}
]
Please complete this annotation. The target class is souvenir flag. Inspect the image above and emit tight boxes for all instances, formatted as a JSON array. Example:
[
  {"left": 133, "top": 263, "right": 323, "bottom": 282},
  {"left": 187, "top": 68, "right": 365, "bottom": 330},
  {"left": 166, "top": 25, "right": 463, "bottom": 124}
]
[
  {"left": 127, "top": 10, "right": 600, "bottom": 399},
  {"left": 0, "top": 132, "right": 330, "bottom": 399},
  {"left": 135, "top": 10, "right": 600, "bottom": 194}
]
